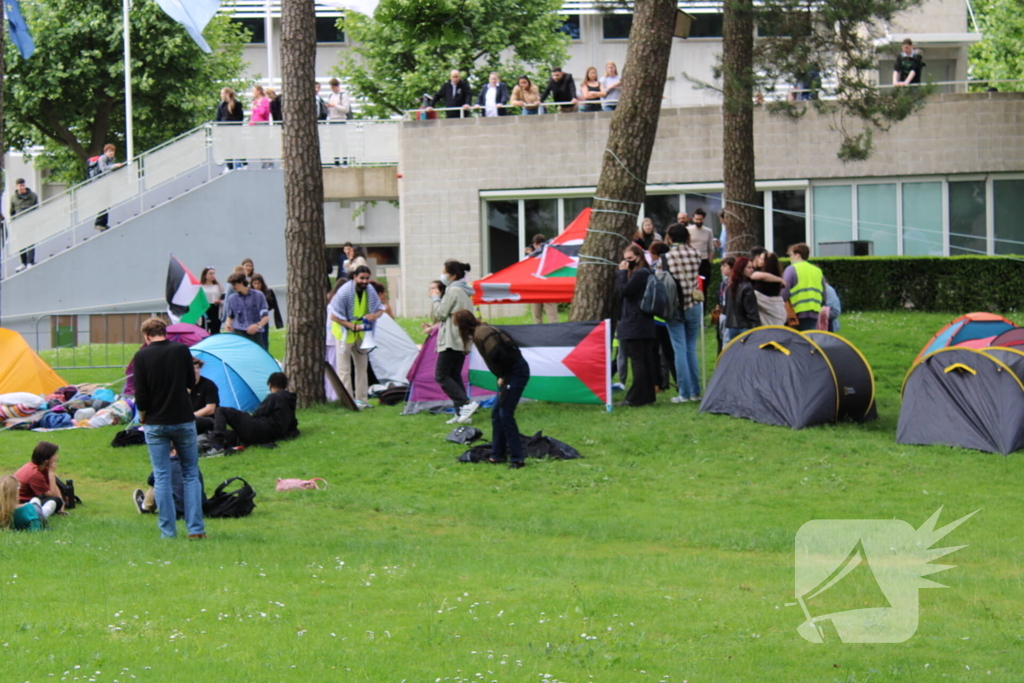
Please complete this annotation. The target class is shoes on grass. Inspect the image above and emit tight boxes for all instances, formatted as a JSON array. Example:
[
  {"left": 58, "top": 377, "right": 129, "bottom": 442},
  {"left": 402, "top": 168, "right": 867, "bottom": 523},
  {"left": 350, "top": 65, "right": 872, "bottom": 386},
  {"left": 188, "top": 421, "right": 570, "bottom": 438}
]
[
  {"left": 456, "top": 401, "right": 480, "bottom": 425},
  {"left": 670, "top": 396, "right": 690, "bottom": 404},
  {"left": 508, "top": 461, "right": 526, "bottom": 470},
  {"left": 132, "top": 489, "right": 147, "bottom": 513}
]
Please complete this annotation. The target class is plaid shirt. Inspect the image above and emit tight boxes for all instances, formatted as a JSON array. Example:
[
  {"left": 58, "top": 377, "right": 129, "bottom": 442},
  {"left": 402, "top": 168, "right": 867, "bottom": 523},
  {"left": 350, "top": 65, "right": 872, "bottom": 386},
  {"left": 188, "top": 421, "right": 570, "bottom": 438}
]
[{"left": 664, "top": 244, "right": 702, "bottom": 312}]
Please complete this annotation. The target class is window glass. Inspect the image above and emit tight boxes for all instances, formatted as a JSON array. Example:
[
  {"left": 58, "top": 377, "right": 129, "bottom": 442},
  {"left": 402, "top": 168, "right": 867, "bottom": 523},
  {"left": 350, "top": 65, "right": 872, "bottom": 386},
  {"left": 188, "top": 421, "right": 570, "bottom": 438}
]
[
  {"left": 644, "top": 195, "right": 680, "bottom": 239},
  {"left": 486, "top": 201, "right": 520, "bottom": 274},
  {"left": 233, "top": 18, "right": 265, "bottom": 44},
  {"left": 857, "top": 184, "right": 897, "bottom": 255},
  {"left": 524, "top": 199, "right": 558, "bottom": 250},
  {"left": 563, "top": 197, "right": 591, "bottom": 228},
  {"left": 994, "top": 179, "right": 1024, "bottom": 255},
  {"left": 686, "top": 192, "right": 723, "bottom": 240},
  {"left": 812, "top": 185, "right": 852, "bottom": 251},
  {"left": 949, "top": 180, "right": 986, "bottom": 255},
  {"left": 772, "top": 190, "right": 806, "bottom": 254},
  {"left": 557, "top": 14, "right": 581, "bottom": 40},
  {"left": 689, "top": 13, "right": 724, "bottom": 38},
  {"left": 602, "top": 14, "right": 632, "bottom": 40},
  {"left": 315, "top": 17, "right": 345, "bottom": 43},
  {"left": 902, "top": 182, "right": 943, "bottom": 256}
]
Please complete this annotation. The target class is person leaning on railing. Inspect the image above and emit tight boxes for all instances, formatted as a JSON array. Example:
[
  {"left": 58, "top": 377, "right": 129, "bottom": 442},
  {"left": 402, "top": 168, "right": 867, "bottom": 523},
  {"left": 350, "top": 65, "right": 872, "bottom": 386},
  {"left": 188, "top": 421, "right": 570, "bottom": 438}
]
[
  {"left": 539, "top": 67, "right": 578, "bottom": 113},
  {"left": 429, "top": 70, "right": 473, "bottom": 119},
  {"left": 93, "top": 144, "right": 125, "bottom": 232},
  {"left": 509, "top": 75, "right": 541, "bottom": 115}
]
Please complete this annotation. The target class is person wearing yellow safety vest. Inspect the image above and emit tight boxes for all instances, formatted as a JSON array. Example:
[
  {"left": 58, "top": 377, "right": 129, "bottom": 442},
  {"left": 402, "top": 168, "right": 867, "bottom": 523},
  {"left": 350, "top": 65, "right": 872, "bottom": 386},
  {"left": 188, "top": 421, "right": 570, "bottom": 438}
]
[
  {"left": 782, "top": 243, "right": 828, "bottom": 331},
  {"left": 328, "top": 266, "right": 385, "bottom": 409}
]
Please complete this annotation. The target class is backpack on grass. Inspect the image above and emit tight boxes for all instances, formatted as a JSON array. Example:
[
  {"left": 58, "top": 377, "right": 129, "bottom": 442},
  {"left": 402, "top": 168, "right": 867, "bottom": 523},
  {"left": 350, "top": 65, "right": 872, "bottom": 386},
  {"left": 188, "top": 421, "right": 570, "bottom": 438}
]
[{"left": 204, "top": 477, "right": 256, "bottom": 518}]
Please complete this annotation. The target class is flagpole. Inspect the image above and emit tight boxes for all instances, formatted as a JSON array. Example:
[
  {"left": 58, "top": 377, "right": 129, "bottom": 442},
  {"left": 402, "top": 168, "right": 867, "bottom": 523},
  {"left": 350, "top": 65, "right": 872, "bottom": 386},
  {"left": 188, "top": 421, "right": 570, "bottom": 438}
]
[{"left": 123, "top": 0, "right": 134, "bottom": 162}]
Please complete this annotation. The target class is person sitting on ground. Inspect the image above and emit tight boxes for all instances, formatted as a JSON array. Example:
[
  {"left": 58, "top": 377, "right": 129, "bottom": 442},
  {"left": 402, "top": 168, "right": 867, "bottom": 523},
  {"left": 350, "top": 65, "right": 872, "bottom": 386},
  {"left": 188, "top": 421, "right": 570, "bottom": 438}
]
[
  {"left": 0, "top": 475, "right": 58, "bottom": 531},
  {"left": 190, "top": 358, "right": 219, "bottom": 435},
  {"left": 133, "top": 449, "right": 206, "bottom": 516},
  {"left": 13, "top": 441, "right": 67, "bottom": 516},
  {"left": 206, "top": 372, "right": 299, "bottom": 453}
]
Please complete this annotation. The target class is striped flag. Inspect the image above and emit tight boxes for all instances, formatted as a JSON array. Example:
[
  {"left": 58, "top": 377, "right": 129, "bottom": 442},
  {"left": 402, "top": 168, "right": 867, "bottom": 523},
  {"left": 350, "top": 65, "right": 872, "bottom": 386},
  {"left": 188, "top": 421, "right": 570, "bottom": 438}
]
[
  {"left": 469, "top": 320, "right": 611, "bottom": 408},
  {"left": 166, "top": 255, "right": 208, "bottom": 324}
]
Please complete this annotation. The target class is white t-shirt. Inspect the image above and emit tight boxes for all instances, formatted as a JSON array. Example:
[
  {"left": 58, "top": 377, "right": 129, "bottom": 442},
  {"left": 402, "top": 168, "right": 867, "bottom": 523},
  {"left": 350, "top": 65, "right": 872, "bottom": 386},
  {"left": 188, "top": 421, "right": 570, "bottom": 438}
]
[
  {"left": 484, "top": 85, "right": 499, "bottom": 117},
  {"left": 600, "top": 76, "right": 621, "bottom": 105}
]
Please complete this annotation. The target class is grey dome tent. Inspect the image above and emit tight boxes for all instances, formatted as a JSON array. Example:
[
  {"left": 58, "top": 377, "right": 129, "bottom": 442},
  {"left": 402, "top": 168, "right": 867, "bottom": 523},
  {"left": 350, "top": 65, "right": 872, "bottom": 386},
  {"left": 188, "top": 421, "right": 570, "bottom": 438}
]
[
  {"left": 898, "top": 346, "right": 1024, "bottom": 454},
  {"left": 699, "top": 327, "right": 877, "bottom": 429}
]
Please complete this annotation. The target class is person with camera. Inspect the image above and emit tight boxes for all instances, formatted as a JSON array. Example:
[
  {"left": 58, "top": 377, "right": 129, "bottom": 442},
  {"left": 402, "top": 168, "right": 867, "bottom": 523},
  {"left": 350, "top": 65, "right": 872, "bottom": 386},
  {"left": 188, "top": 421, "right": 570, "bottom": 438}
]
[{"left": 328, "top": 265, "right": 385, "bottom": 408}]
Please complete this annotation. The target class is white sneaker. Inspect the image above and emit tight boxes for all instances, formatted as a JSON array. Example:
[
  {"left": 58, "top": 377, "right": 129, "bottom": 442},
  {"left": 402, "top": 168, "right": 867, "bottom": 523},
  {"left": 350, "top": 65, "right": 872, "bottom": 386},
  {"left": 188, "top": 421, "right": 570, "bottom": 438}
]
[
  {"left": 14, "top": 264, "right": 26, "bottom": 273},
  {"left": 670, "top": 395, "right": 690, "bottom": 404},
  {"left": 446, "top": 414, "right": 461, "bottom": 424},
  {"left": 456, "top": 401, "right": 480, "bottom": 424}
]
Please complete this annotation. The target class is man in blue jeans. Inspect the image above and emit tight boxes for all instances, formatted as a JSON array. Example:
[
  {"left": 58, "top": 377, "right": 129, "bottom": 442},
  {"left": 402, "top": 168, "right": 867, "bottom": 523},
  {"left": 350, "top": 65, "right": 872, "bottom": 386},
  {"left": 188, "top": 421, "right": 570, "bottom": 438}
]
[
  {"left": 224, "top": 271, "right": 269, "bottom": 349},
  {"left": 132, "top": 317, "right": 206, "bottom": 539},
  {"left": 663, "top": 223, "right": 704, "bottom": 403}
]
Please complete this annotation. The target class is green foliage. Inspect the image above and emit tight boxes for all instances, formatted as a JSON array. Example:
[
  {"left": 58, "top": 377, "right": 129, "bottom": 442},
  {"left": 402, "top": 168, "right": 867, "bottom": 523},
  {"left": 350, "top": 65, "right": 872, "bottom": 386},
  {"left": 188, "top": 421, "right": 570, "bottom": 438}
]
[
  {"left": 969, "top": 0, "right": 1024, "bottom": 91},
  {"left": 707, "top": 256, "right": 1024, "bottom": 313},
  {"left": 334, "top": 0, "right": 570, "bottom": 117},
  {"left": 4, "top": 311, "right": 1023, "bottom": 681},
  {"left": 5, "top": 0, "right": 249, "bottom": 183}
]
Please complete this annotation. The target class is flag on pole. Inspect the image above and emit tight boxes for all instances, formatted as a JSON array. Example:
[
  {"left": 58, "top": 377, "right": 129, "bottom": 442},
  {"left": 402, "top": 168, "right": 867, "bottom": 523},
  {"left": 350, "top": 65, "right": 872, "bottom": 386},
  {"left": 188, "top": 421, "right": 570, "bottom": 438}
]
[
  {"left": 318, "top": 0, "right": 380, "bottom": 16},
  {"left": 166, "top": 255, "right": 209, "bottom": 325},
  {"left": 153, "top": 0, "right": 222, "bottom": 53},
  {"left": 468, "top": 320, "right": 611, "bottom": 408},
  {"left": 6, "top": 0, "right": 35, "bottom": 59}
]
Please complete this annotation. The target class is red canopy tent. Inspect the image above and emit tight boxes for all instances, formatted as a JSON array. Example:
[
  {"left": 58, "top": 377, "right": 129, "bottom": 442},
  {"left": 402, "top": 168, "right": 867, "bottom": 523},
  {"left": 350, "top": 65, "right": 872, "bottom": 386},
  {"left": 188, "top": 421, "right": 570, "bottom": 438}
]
[{"left": 473, "top": 208, "right": 590, "bottom": 305}]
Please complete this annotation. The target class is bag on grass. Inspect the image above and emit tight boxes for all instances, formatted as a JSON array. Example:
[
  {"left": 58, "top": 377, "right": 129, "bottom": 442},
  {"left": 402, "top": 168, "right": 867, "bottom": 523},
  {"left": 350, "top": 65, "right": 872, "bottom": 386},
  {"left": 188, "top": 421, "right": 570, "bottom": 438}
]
[
  {"left": 56, "top": 478, "right": 82, "bottom": 509},
  {"left": 204, "top": 477, "right": 256, "bottom": 518},
  {"left": 111, "top": 426, "right": 146, "bottom": 448},
  {"left": 276, "top": 477, "right": 328, "bottom": 491},
  {"left": 446, "top": 426, "right": 483, "bottom": 445}
]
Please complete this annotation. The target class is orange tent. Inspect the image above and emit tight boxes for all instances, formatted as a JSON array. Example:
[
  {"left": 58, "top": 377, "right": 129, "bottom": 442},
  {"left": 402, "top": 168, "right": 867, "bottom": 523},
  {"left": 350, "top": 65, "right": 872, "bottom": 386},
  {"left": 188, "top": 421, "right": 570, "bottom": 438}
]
[{"left": 0, "top": 328, "right": 68, "bottom": 395}]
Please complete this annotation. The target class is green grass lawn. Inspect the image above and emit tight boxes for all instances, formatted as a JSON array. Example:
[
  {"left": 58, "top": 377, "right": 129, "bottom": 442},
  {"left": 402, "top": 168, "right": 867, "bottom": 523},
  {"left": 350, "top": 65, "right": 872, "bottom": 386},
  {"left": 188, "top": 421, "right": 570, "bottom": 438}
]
[{"left": 3, "top": 311, "right": 1021, "bottom": 682}]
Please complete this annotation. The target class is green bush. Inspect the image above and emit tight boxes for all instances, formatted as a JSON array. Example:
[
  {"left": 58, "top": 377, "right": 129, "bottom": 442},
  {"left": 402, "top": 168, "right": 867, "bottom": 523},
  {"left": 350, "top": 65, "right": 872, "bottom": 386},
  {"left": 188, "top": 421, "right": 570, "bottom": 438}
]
[{"left": 707, "top": 256, "right": 1024, "bottom": 313}]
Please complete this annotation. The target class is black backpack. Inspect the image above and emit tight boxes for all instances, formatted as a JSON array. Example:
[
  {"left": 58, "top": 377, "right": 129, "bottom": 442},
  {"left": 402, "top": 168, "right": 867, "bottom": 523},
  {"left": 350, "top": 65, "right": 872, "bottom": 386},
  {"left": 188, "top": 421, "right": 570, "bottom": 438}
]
[
  {"left": 56, "top": 478, "right": 82, "bottom": 510},
  {"left": 203, "top": 477, "right": 256, "bottom": 518}
]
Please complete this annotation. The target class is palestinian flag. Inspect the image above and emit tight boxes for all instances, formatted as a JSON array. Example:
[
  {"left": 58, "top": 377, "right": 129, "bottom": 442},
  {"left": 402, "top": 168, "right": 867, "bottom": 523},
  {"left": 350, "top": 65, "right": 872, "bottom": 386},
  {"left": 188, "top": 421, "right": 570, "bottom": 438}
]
[
  {"left": 469, "top": 320, "right": 611, "bottom": 408},
  {"left": 166, "top": 255, "right": 208, "bottom": 325}
]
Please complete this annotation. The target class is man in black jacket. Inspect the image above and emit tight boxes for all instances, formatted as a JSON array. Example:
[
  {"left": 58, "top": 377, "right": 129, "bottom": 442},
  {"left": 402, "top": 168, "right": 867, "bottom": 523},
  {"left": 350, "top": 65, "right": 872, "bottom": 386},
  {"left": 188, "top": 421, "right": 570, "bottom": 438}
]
[
  {"left": 431, "top": 70, "right": 472, "bottom": 118},
  {"left": 539, "top": 67, "right": 578, "bottom": 113},
  {"left": 206, "top": 372, "right": 299, "bottom": 453},
  {"left": 133, "top": 317, "right": 206, "bottom": 539}
]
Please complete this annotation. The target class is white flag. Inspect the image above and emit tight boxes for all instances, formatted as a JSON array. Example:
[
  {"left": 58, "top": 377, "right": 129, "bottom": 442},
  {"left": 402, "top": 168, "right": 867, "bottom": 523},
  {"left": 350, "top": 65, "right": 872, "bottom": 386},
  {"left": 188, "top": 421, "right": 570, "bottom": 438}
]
[{"left": 154, "top": 0, "right": 222, "bottom": 53}]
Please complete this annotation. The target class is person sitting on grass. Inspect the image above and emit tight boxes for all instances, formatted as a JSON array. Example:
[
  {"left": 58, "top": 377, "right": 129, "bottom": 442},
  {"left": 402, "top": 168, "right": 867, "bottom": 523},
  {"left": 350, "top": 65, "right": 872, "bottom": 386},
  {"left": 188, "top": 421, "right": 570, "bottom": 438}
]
[
  {"left": 205, "top": 372, "right": 299, "bottom": 454},
  {"left": 133, "top": 449, "right": 207, "bottom": 516},
  {"left": 0, "top": 475, "right": 58, "bottom": 531},
  {"left": 13, "top": 441, "right": 67, "bottom": 516},
  {"left": 190, "top": 357, "right": 219, "bottom": 435}
]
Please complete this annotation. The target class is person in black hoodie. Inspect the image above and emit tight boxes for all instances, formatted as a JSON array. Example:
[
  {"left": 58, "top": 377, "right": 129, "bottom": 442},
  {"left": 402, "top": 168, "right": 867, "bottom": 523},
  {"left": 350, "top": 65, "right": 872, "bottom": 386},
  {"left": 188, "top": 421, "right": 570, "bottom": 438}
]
[
  {"left": 616, "top": 244, "right": 658, "bottom": 407},
  {"left": 206, "top": 372, "right": 299, "bottom": 453},
  {"left": 217, "top": 87, "right": 245, "bottom": 170}
]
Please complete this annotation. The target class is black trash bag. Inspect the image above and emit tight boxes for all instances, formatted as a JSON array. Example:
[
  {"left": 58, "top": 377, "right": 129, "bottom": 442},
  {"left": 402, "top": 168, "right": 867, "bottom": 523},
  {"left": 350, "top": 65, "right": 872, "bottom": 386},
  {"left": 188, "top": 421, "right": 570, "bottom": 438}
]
[
  {"left": 378, "top": 386, "right": 409, "bottom": 406},
  {"left": 457, "top": 431, "right": 583, "bottom": 463},
  {"left": 446, "top": 426, "right": 484, "bottom": 445},
  {"left": 111, "top": 426, "right": 146, "bottom": 448}
]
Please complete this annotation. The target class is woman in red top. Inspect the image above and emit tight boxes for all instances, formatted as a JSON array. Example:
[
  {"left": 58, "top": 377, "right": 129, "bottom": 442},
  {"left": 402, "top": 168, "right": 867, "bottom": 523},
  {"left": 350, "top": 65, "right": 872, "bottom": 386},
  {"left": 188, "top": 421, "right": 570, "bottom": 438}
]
[{"left": 13, "top": 441, "right": 65, "bottom": 513}]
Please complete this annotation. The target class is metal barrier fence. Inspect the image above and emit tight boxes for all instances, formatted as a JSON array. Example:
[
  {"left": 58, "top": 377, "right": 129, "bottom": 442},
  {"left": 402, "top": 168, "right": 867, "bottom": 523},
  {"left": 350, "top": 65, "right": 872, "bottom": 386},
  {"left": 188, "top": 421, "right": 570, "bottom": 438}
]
[{"left": 31, "top": 311, "right": 166, "bottom": 370}]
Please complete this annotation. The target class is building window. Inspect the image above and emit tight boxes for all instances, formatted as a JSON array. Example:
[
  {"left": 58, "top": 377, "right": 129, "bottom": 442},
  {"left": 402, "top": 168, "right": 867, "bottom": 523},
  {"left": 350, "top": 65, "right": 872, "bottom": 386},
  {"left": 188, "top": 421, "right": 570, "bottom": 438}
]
[
  {"left": 689, "top": 13, "right": 724, "bottom": 38},
  {"left": 813, "top": 185, "right": 852, "bottom": 250},
  {"left": 902, "top": 182, "right": 943, "bottom": 256},
  {"left": 486, "top": 201, "right": 520, "bottom": 274},
  {"left": 233, "top": 18, "right": 266, "bottom": 44},
  {"left": 315, "top": 17, "right": 345, "bottom": 44},
  {"left": 557, "top": 14, "right": 581, "bottom": 41},
  {"left": 644, "top": 195, "right": 680, "bottom": 237},
  {"left": 994, "top": 179, "right": 1024, "bottom": 255},
  {"left": 563, "top": 197, "right": 591, "bottom": 227},
  {"left": 772, "top": 190, "right": 806, "bottom": 253},
  {"left": 949, "top": 180, "right": 986, "bottom": 255},
  {"left": 524, "top": 199, "right": 558, "bottom": 248},
  {"left": 857, "top": 184, "right": 897, "bottom": 255},
  {"left": 602, "top": 14, "right": 633, "bottom": 40}
]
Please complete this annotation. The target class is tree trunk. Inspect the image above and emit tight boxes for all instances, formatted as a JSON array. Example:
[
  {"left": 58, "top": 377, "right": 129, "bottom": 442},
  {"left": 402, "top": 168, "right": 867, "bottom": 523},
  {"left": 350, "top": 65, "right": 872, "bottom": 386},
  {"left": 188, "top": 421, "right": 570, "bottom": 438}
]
[
  {"left": 570, "top": 0, "right": 677, "bottom": 322},
  {"left": 721, "top": 0, "right": 758, "bottom": 256},
  {"left": 281, "top": 0, "right": 327, "bottom": 407}
]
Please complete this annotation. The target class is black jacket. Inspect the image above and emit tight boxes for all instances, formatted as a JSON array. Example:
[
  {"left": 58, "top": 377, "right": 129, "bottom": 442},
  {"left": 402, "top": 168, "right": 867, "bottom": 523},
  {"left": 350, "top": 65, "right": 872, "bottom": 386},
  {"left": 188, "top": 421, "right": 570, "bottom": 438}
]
[
  {"left": 434, "top": 80, "right": 472, "bottom": 116},
  {"left": 540, "top": 74, "right": 577, "bottom": 105},
  {"left": 725, "top": 281, "right": 761, "bottom": 329},
  {"left": 616, "top": 268, "right": 656, "bottom": 340},
  {"left": 265, "top": 288, "right": 284, "bottom": 329},
  {"left": 252, "top": 390, "right": 299, "bottom": 441},
  {"left": 217, "top": 100, "right": 244, "bottom": 123},
  {"left": 269, "top": 95, "right": 282, "bottom": 122},
  {"left": 133, "top": 340, "right": 196, "bottom": 425},
  {"left": 476, "top": 83, "right": 510, "bottom": 115},
  {"left": 473, "top": 325, "right": 527, "bottom": 379}
]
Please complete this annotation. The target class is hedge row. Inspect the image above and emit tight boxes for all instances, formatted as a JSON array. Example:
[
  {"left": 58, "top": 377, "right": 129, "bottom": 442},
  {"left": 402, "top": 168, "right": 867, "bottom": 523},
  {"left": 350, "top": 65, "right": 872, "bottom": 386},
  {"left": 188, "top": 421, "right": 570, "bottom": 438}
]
[{"left": 704, "top": 256, "right": 1024, "bottom": 313}]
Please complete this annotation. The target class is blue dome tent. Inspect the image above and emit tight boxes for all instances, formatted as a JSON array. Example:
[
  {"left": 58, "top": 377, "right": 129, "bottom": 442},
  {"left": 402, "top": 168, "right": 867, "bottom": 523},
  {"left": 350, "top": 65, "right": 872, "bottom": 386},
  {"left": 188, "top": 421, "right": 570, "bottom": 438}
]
[{"left": 190, "top": 335, "right": 280, "bottom": 412}]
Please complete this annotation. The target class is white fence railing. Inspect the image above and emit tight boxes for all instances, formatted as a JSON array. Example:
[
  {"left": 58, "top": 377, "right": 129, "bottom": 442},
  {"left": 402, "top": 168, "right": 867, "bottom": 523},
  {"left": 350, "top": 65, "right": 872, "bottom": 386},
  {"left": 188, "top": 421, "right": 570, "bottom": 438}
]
[{"left": 2, "top": 120, "right": 400, "bottom": 277}]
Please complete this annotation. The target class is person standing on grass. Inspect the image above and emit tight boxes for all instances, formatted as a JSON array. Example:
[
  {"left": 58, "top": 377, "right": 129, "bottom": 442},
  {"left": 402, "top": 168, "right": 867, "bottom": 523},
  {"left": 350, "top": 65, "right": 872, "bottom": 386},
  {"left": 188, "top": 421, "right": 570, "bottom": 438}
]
[
  {"left": 132, "top": 317, "right": 206, "bottom": 540},
  {"left": 432, "top": 260, "right": 479, "bottom": 424},
  {"left": 329, "top": 266, "right": 385, "bottom": 408},
  {"left": 723, "top": 257, "right": 761, "bottom": 344},
  {"left": 663, "top": 223, "right": 703, "bottom": 403},
  {"left": 249, "top": 273, "right": 283, "bottom": 349},
  {"left": 453, "top": 310, "right": 531, "bottom": 469},
  {"left": 782, "top": 243, "right": 827, "bottom": 331},
  {"left": 224, "top": 271, "right": 269, "bottom": 350},
  {"left": 616, "top": 244, "right": 658, "bottom": 407}
]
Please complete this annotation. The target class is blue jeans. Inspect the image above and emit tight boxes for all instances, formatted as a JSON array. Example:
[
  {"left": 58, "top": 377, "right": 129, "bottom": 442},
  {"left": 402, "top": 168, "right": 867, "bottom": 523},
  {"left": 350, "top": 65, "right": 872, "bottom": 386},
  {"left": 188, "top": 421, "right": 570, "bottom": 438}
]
[
  {"left": 723, "top": 327, "right": 749, "bottom": 346},
  {"left": 522, "top": 108, "right": 538, "bottom": 115},
  {"left": 492, "top": 366, "right": 530, "bottom": 463},
  {"left": 144, "top": 422, "right": 205, "bottom": 538},
  {"left": 602, "top": 104, "right": 617, "bottom": 112},
  {"left": 667, "top": 303, "right": 703, "bottom": 398}
]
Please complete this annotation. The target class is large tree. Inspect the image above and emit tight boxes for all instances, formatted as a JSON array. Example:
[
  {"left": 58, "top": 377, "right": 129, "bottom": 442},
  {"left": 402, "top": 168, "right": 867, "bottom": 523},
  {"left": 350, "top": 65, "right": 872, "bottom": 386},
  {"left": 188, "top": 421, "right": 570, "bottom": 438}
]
[
  {"left": 569, "top": 0, "right": 678, "bottom": 322},
  {"left": 969, "top": 0, "right": 1024, "bottom": 91},
  {"left": 281, "top": 0, "right": 327, "bottom": 407},
  {"left": 5, "top": 0, "right": 248, "bottom": 182},
  {"left": 335, "top": 0, "right": 570, "bottom": 117}
]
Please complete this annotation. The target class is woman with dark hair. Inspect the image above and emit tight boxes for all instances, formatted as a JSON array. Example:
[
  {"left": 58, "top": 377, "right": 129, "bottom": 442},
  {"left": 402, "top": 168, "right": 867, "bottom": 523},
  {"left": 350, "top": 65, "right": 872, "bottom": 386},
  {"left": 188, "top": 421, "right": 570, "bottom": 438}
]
[
  {"left": 509, "top": 75, "right": 540, "bottom": 115},
  {"left": 723, "top": 257, "right": 761, "bottom": 345},
  {"left": 616, "top": 244, "right": 658, "bottom": 407},
  {"left": 633, "top": 218, "right": 662, "bottom": 251},
  {"left": 13, "top": 441, "right": 66, "bottom": 516},
  {"left": 217, "top": 87, "right": 245, "bottom": 169},
  {"left": 431, "top": 260, "right": 478, "bottom": 424},
  {"left": 341, "top": 243, "right": 368, "bottom": 277},
  {"left": 647, "top": 241, "right": 676, "bottom": 393},
  {"left": 713, "top": 256, "right": 736, "bottom": 353},
  {"left": 453, "top": 310, "right": 530, "bottom": 469},
  {"left": 751, "top": 251, "right": 787, "bottom": 326},
  {"left": 199, "top": 267, "right": 224, "bottom": 335},
  {"left": 240, "top": 258, "right": 255, "bottom": 284},
  {"left": 249, "top": 274, "right": 283, "bottom": 349}
]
